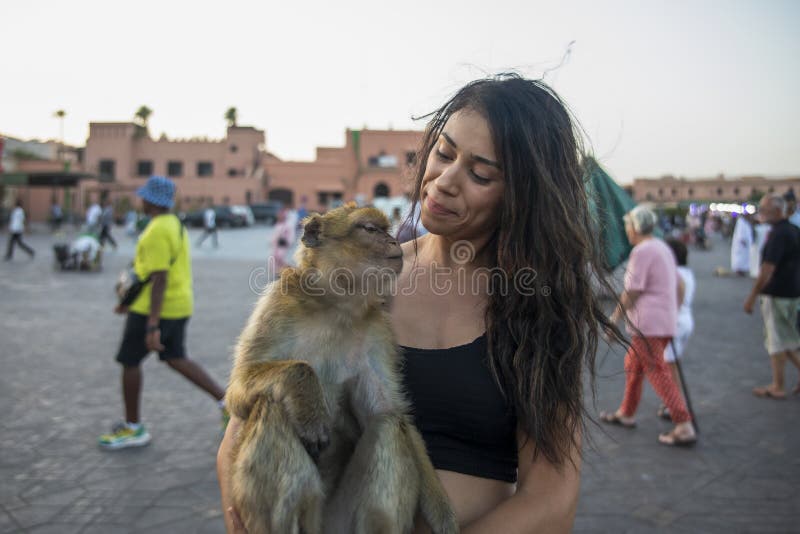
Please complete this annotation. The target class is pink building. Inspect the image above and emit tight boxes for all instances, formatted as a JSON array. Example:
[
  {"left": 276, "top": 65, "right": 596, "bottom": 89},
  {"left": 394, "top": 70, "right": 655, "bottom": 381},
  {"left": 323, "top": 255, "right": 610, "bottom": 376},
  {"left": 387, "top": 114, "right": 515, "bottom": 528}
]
[
  {"left": 83, "top": 124, "right": 266, "bottom": 213},
  {"left": 264, "top": 129, "right": 422, "bottom": 212},
  {"left": 632, "top": 175, "right": 800, "bottom": 204},
  {"left": 83, "top": 123, "right": 422, "bottom": 216}
]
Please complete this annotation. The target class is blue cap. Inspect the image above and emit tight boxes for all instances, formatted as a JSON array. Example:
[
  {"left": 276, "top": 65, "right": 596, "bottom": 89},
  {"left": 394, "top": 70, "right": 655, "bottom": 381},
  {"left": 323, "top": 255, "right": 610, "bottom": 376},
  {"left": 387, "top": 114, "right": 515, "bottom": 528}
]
[{"left": 136, "top": 176, "right": 175, "bottom": 209}]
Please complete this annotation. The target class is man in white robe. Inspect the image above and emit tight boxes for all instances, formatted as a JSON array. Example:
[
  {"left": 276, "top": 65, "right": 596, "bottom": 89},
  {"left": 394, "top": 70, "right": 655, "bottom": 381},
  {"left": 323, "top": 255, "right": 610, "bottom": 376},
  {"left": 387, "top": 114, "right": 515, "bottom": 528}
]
[{"left": 731, "top": 214, "right": 753, "bottom": 275}]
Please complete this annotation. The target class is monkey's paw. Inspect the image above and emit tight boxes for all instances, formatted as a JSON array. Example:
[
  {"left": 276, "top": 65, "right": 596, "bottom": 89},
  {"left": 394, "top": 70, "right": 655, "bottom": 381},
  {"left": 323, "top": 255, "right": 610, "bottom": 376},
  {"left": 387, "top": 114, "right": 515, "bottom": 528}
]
[{"left": 293, "top": 415, "right": 331, "bottom": 462}]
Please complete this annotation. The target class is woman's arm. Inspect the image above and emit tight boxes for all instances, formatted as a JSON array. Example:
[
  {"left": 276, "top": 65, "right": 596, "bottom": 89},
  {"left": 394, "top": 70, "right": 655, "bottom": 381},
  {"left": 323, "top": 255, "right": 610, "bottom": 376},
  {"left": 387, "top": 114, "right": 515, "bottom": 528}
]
[
  {"left": 461, "top": 426, "right": 581, "bottom": 534},
  {"left": 610, "top": 289, "right": 642, "bottom": 324},
  {"left": 217, "top": 416, "right": 246, "bottom": 533}
]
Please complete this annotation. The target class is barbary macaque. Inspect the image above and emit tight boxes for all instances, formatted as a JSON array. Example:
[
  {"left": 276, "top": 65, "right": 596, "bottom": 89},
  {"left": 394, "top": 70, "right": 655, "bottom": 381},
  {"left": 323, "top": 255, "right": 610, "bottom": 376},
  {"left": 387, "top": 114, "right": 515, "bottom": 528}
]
[{"left": 226, "top": 203, "right": 458, "bottom": 534}]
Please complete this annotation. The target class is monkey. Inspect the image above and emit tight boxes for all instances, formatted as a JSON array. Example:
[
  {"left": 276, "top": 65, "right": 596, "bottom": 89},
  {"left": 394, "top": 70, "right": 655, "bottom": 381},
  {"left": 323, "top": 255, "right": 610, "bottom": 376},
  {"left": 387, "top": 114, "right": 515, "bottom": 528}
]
[{"left": 226, "top": 203, "right": 458, "bottom": 534}]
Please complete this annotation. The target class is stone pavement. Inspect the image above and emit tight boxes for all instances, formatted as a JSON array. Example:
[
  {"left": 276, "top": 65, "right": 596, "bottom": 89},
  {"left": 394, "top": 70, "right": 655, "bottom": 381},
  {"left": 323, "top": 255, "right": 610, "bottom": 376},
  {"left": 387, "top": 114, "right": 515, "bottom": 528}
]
[{"left": 1, "top": 227, "right": 798, "bottom": 533}]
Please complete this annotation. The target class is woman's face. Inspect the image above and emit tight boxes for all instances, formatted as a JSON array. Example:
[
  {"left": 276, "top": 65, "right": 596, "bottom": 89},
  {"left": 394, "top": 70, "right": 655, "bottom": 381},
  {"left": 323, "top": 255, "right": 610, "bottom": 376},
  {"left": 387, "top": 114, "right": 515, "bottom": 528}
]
[
  {"left": 624, "top": 220, "right": 637, "bottom": 244},
  {"left": 419, "top": 109, "right": 505, "bottom": 241}
]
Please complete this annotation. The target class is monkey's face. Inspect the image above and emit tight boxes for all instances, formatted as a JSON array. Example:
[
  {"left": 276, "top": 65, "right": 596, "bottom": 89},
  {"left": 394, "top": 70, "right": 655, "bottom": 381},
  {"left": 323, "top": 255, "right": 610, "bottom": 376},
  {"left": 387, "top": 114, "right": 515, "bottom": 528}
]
[{"left": 300, "top": 205, "right": 403, "bottom": 294}]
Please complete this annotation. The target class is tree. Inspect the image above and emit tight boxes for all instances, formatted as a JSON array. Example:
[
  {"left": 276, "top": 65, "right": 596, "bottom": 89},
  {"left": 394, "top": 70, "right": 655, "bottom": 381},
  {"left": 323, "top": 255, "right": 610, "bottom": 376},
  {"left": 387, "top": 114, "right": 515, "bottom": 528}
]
[
  {"left": 225, "top": 107, "right": 238, "bottom": 128},
  {"left": 53, "top": 109, "right": 66, "bottom": 160},
  {"left": 134, "top": 105, "right": 153, "bottom": 128}
]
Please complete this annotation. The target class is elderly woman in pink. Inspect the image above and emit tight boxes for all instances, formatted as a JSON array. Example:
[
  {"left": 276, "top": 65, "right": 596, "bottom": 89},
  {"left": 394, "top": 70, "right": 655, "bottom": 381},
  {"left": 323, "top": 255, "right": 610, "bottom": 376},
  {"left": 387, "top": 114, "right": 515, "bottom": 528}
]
[{"left": 601, "top": 206, "right": 698, "bottom": 446}]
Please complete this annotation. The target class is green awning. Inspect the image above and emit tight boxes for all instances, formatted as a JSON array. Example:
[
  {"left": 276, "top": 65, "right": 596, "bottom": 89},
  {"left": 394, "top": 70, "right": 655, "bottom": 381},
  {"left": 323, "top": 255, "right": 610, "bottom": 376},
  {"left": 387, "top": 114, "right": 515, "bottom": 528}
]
[
  {"left": 585, "top": 157, "right": 637, "bottom": 270},
  {"left": 0, "top": 171, "right": 94, "bottom": 187}
]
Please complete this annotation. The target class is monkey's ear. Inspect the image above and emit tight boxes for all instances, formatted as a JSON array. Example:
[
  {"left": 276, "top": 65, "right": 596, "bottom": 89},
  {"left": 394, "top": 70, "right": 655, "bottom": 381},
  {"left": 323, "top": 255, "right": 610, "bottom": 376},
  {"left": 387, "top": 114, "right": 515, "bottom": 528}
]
[{"left": 301, "top": 215, "right": 323, "bottom": 248}]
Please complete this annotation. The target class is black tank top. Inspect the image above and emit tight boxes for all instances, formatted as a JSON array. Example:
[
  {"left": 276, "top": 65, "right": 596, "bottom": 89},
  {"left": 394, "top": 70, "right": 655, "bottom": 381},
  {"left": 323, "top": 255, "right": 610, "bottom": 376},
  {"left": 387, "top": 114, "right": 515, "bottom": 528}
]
[{"left": 400, "top": 334, "right": 518, "bottom": 483}]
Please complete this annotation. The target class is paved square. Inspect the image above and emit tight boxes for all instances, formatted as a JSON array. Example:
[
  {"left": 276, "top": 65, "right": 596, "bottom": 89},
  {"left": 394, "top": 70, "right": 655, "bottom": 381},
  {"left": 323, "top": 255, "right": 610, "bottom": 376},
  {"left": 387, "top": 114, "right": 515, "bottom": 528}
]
[{"left": 1, "top": 227, "right": 798, "bottom": 532}]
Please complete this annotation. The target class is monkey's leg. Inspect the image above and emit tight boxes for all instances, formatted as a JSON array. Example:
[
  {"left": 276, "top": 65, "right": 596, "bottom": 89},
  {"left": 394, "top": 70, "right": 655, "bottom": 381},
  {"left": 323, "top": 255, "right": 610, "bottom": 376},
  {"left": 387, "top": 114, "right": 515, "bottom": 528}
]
[
  {"left": 231, "top": 397, "right": 324, "bottom": 534},
  {"left": 324, "top": 414, "right": 418, "bottom": 534}
]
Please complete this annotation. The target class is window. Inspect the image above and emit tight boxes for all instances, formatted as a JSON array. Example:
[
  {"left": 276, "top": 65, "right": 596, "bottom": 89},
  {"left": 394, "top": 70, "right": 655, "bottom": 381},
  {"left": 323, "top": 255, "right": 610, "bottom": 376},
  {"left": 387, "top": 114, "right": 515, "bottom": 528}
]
[
  {"left": 658, "top": 188, "right": 663, "bottom": 197},
  {"left": 688, "top": 188, "right": 694, "bottom": 197},
  {"left": 228, "top": 168, "right": 239, "bottom": 177},
  {"left": 245, "top": 190, "right": 252, "bottom": 204},
  {"left": 733, "top": 187, "right": 740, "bottom": 196},
  {"left": 405, "top": 151, "right": 417, "bottom": 166},
  {"left": 645, "top": 193, "right": 653, "bottom": 201},
  {"left": 99, "top": 159, "right": 116, "bottom": 180},
  {"left": 137, "top": 160, "right": 153, "bottom": 177},
  {"left": 197, "top": 161, "right": 213, "bottom": 177},
  {"left": 671, "top": 188, "right": 677, "bottom": 197},
  {"left": 368, "top": 151, "right": 398, "bottom": 168},
  {"left": 229, "top": 144, "right": 238, "bottom": 153},
  {"left": 717, "top": 187, "right": 723, "bottom": 196},
  {"left": 374, "top": 182, "right": 390, "bottom": 198},
  {"left": 168, "top": 160, "right": 183, "bottom": 177}
]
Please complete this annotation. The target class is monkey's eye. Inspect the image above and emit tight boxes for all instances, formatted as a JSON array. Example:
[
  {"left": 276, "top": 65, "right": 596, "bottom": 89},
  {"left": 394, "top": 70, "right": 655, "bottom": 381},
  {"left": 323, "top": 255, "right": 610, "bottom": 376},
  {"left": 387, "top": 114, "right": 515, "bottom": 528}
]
[{"left": 361, "top": 223, "right": 379, "bottom": 233}]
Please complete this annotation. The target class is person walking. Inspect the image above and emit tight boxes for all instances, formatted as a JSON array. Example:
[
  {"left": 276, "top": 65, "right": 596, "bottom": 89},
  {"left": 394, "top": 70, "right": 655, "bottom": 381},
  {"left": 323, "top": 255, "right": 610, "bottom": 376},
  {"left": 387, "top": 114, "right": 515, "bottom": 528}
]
[
  {"left": 744, "top": 194, "right": 800, "bottom": 399},
  {"left": 730, "top": 213, "right": 754, "bottom": 276},
  {"left": 85, "top": 198, "right": 102, "bottom": 234},
  {"left": 601, "top": 206, "right": 697, "bottom": 446},
  {"left": 98, "top": 197, "right": 118, "bottom": 249},
  {"left": 196, "top": 200, "right": 218, "bottom": 248},
  {"left": 98, "top": 176, "right": 227, "bottom": 450},
  {"left": 659, "top": 238, "right": 696, "bottom": 420},
  {"left": 50, "top": 200, "right": 63, "bottom": 233},
  {"left": 4, "top": 199, "right": 35, "bottom": 261}
]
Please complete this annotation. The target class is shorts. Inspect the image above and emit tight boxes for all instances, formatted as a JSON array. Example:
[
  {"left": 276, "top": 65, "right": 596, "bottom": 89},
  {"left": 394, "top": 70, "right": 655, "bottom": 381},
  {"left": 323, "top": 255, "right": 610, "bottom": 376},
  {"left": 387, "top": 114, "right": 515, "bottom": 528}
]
[
  {"left": 761, "top": 296, "right": 800, "bottom": 356},
  {"left": 116, "top": 312, "right": 190, "bottom": 366}
]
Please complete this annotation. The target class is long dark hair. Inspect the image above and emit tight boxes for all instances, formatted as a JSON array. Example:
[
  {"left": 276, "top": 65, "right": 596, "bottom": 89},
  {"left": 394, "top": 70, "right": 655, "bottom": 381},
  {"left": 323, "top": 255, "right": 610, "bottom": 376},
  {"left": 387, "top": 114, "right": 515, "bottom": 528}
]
[{"left": 408, "top": 73, "right": 625, "bottom": 467}]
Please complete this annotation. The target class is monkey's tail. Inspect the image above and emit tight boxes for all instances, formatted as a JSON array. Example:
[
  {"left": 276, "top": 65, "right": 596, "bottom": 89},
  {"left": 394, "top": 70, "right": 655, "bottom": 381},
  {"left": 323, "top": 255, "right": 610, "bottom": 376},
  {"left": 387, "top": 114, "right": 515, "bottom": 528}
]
[{"left": 402, "top": 419, "right": 459, "bottom": 534}]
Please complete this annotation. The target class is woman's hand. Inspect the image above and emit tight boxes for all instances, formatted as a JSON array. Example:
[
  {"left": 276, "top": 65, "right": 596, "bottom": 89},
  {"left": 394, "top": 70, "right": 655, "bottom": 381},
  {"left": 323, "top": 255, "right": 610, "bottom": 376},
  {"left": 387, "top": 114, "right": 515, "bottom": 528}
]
[{"left": 218, "top": 415, "right": 248, "bottom": 533}]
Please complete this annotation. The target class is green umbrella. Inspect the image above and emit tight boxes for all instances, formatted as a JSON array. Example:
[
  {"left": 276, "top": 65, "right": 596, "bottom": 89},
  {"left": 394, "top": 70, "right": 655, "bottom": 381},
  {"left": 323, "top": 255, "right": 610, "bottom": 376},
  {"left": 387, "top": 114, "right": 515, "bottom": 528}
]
[{"left": 584, "top": 157, "right": 636, "bottom": 270}]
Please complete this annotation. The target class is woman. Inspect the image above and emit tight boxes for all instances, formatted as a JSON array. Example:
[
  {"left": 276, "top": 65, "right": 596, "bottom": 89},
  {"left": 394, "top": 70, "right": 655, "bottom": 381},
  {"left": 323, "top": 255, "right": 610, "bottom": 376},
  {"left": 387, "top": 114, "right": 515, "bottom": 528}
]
[
  {"left": 270, "top": 208, "right": 295, "bottom": 273},
  {"left": 659, "top": 238, "right": 695, "bottom": 420},
  {"left": 601, "top": 206, "right": 697, "bottom": 446},
  {"left": 218, "top": 74, "right": 622, "bottom": 532}
]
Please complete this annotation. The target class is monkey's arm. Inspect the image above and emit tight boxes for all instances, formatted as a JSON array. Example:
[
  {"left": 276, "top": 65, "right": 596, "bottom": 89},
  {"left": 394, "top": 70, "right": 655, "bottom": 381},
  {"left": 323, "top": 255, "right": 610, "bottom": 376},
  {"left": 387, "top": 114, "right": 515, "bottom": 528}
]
[
  {"left": 460, "top": 426, "right": 581, "bottom": 534},
  {"left": 226, "top": 360, "right": 331, "bottom": 458}
]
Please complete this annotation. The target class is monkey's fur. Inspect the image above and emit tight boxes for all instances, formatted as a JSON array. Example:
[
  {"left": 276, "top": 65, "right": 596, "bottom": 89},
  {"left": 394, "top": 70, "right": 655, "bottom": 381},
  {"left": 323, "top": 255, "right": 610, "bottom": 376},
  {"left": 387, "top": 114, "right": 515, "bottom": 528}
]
[{"left": 226, "top": 203, "right": 458, "bottom": 534}]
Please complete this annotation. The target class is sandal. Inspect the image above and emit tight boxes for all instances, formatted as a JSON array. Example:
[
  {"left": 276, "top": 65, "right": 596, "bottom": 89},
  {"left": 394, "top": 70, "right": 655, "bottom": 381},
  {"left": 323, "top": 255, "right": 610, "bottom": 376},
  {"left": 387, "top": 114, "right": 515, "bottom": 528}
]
[
  {"left": 599, "top": 411, "right": 636, "bottom": 428},
  {"left": 656, "top": 405, "right": 671, "bottom": 421},
  {"left": 752, "top": 386, "right": 786, "bottom": 400},
  {"left": 658, "top": 428, "right": 697, "bottom": 447}
]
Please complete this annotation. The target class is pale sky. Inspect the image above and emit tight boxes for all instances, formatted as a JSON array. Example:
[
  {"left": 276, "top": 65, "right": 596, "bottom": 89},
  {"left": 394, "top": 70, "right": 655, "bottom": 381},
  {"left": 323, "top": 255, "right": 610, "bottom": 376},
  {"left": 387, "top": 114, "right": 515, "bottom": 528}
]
[{"left": 2, "top": 0, "right": 798, "bottom": 184}]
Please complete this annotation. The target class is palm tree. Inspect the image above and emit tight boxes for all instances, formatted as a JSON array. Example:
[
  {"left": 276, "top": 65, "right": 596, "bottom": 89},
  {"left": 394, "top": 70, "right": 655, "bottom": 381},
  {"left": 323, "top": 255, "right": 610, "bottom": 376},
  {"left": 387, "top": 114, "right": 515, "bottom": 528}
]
[
  {"left": 53, "top": 109, "right": 66, "bottom": 160},
  {"left": 225, "top": 107, "right": 238, "bottom": 128},
  {"left": 134, "top": 105, "right": 153, "bottom": 128}
]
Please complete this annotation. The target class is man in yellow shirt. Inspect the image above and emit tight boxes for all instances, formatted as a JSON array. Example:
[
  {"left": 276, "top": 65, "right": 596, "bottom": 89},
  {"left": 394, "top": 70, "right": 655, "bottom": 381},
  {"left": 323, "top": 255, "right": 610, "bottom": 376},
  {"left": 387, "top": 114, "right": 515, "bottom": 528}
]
[{"left": 99, "top": 176, "right": 227, "bottom": 449}]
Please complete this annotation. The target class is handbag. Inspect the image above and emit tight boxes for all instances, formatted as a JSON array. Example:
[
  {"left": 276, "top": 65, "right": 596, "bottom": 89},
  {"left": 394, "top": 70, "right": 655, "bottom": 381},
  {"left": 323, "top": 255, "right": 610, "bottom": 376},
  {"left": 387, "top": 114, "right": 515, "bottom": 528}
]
[
  {"left": 115, "top": 216, "right": 184, "bottom": 306},
  {"left": 115, "top": 266, "right": 148, "bottom": 306}
]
